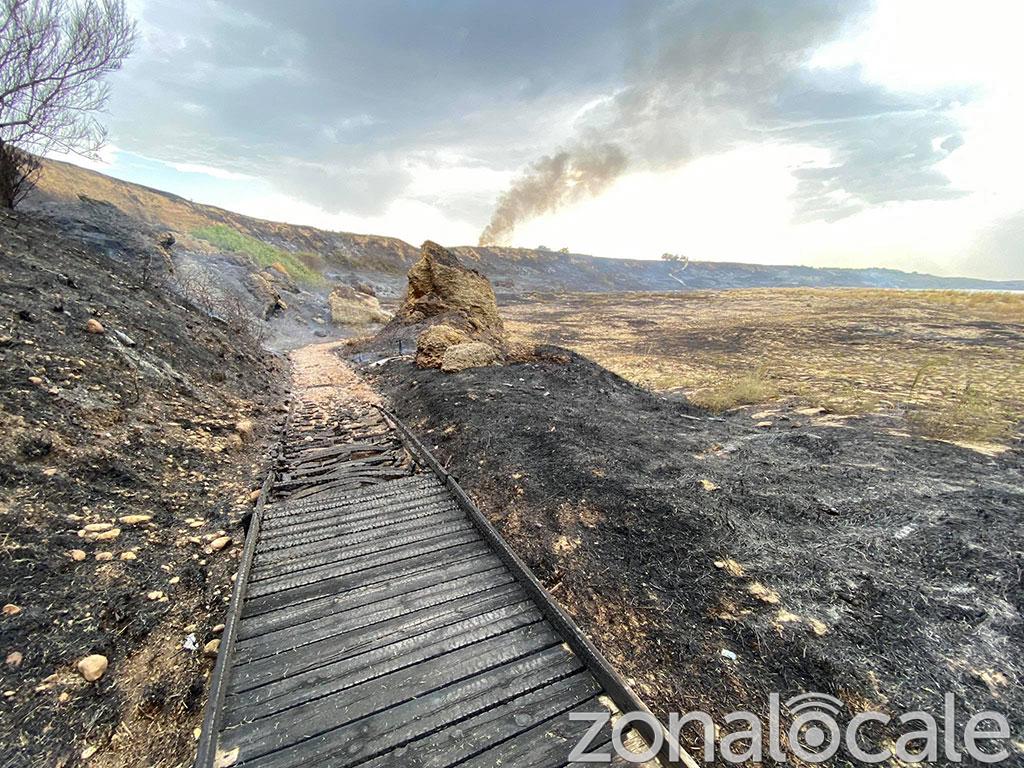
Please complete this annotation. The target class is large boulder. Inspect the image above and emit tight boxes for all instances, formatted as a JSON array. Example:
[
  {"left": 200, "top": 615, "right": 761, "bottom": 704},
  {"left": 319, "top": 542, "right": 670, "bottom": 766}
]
[
  {"left": 364, "top": 240, "right": 510, "bottom": 368},
  {"left": 329, "top": 285, "right": 391, "bottom": 326},
  {"left": 440, "top": 341, "right": 500, "bottom": 372},
  {"left": 397, "top": 241, "right": 504, "bottom": 340},
  {"left": 415, "top": 324, "right": 469, "bottom": 368}
]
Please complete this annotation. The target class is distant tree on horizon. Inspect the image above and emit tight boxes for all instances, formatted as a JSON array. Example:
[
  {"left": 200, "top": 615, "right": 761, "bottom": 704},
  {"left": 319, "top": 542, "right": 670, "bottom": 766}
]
[{"left": 0, "top": 0, "right": 135, "bottom": 207}]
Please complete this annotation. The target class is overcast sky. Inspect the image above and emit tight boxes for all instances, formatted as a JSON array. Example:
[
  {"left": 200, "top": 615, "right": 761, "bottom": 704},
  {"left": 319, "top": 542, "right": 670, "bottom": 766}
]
[{"left": 60, "top": 0, "right": 1023, "bottom": 279}]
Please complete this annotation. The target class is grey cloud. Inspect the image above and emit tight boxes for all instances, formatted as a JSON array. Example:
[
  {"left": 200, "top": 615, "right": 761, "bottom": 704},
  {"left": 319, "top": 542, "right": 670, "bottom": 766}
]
[{"left": 107, "top": 0, "right": 971, "bottom": 233}]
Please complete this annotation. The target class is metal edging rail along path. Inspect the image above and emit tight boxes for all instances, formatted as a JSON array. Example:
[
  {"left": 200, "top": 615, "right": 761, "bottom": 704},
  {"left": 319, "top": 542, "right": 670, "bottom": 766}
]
[{"left": 193, "top": 400, "right": 291, "bottom": 768}]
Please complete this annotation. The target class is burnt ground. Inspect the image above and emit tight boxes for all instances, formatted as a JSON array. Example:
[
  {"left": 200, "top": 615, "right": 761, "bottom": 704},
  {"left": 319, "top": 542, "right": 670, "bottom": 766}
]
[
  {"left": 370, "top": 349, "right": 1024, "bottom": 765},
  {"left": 0, "top": 210, "right": 285, "bottom": 767}
]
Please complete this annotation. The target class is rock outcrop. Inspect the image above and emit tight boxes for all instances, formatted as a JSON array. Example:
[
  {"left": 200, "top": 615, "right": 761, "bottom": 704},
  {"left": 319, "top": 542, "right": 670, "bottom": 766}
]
[
  {"left": 329, "top": 285, "right": 391, "bottom": 326},
  {"left": 415, "top": 324, "right": 470, "bottom": 368},
  {"left": 440, "top": 341, "right": 500, "bottom": 372},
  {"left": 370, "top": 241, "right": 507, "bottom": 371},
  {"left": 396, "top": 241, "right": 504, "bottom": 341}
]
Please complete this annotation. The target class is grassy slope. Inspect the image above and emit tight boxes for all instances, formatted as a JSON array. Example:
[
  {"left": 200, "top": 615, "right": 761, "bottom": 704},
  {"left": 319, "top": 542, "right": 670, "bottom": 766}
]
[{"left": 191, "top": 224, "right": 325, "bottom": 286}]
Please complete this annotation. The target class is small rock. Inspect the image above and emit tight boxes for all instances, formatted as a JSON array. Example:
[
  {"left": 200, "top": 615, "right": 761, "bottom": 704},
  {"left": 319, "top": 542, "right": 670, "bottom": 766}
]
[
  {"left": 2, "top": 604, "right": 20, "bottom": 617},
  {"left": 85, "top": 319, "right": 105, "bottom": 335},
  {"left": 6, "top": 651, "right": 22, "bottom": 668},
  {"left": 169, "top": 576, "right": 180, "bottom": 585},
  {"left": 210, "top": 536, "right": 231, "bottom": 552},
  {"left": 94, "top": 552, "right": 114, "bottom": 562},
  {"left": 795, "top": 406, "right": 827, "bottom": 416},
  {"left": 248, "top": 489, "right": 261, "bottom": 505},
  {"left": 234, "top": 419, "right": 254, "bottom": 441},
  {"left": 699, "top": 478, "right": 719, "bottom": 492},
  {"left": 203, "top": 639, "right": 220, "bottom": 658},
  {"left": 754, "top": 421, "right": 773, "bottom": 429},
  {"left": 69, "top": 549, "right": 87, "bottom": 561},
  {"left": 120, "top": 551, "right": 137, "bottom": 561},
  {"left": 112, "top": 329, "right": 136, "bottom": 347},
  {"left": 212, "top": 624, "right": 225, "bottom": 635},
  {"left": 81, "top": 745, "right": 97, "bottom": 760},
  {"left": 94, "top": 528, "right": 121, "bottom": 541},
  {"left": 118, "top": 514, "right": 152, "bottom": 525},
  {"left": 28, "top": 376, "right": 43, "bottom": 386},
  {"left": 77, "top": 654, "right": 108, "bottom": 682},
  {"left": 720, "top": 649, "right": 738, "bottom": 661},
  {"left": 147, "top": 591, "right": 164, "bottom": 601},
  {"left": 83, "top": 523, "right": 113, "bottom": 533}
]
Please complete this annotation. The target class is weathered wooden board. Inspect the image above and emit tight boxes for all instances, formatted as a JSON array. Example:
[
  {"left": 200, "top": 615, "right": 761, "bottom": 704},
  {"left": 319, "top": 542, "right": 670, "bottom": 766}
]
[{"left": 195, "top": 393, "right": 666, "bottom": 768}]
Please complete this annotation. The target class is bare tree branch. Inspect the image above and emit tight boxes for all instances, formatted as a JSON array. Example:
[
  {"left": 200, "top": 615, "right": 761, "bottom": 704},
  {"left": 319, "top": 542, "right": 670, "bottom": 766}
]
[{"left": 0, "top": 0, "right": 134, "bottom": 207}]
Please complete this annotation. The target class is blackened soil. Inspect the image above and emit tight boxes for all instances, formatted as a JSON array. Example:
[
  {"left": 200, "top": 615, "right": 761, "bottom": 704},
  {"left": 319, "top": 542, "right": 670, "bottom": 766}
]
[
  {"left": 0, "top": 210, "right": 285, "bottom": 767},
  {"left": 370, "top": 349, "right": 1024, "bottom": 765}
]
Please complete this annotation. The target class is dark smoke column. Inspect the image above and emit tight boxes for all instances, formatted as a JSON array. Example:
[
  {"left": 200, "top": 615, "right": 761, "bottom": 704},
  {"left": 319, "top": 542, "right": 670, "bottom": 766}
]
[{"left": 479, "top": 143, "right": 628, "bottom": 246}]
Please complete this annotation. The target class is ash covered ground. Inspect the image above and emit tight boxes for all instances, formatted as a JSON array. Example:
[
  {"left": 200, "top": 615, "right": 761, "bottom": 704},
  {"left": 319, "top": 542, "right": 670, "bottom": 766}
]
[
  {"left": 0, "top": 211, "right": 284, "bottom": 767},
  {"left": 370, "top": 348, "right": 1024, "bottom": 763}
]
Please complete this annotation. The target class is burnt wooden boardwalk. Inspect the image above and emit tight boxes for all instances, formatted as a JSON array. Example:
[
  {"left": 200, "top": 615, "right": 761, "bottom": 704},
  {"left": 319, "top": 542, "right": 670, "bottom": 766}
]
[{"left": 195, "top": 345, "right": 677, "bottom": 768}]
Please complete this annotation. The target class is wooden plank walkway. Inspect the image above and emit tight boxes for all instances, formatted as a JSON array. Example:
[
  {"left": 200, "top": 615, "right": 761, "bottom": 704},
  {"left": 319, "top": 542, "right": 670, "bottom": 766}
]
[{"left": 194, "top": 344, "right": 682, "bottom": 768}]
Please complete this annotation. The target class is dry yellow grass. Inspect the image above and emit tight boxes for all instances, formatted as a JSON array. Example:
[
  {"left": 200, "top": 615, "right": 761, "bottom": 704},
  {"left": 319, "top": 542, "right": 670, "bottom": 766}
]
[{"left": 504, "top": 288, "right": 1024, "bottom": 444}]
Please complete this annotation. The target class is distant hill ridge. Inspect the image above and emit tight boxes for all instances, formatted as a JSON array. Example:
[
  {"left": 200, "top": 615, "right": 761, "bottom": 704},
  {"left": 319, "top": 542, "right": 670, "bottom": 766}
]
[{"left": 30, "top": 158, "right": 1024, "bottom": 293}]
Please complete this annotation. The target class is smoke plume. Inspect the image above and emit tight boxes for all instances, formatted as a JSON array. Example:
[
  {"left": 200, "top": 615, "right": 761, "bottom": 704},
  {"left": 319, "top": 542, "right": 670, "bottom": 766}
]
[
  {"left": 478, "top": 143, "right": 627, "bottom": 246},
  {"left": 478, "top": 0, "right": 887, "bottom": 245}
]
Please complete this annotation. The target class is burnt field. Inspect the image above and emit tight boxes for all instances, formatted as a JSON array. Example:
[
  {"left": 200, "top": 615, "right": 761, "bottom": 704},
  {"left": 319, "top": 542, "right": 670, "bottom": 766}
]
[
  {"left": 370, "top": 332, "right": 1024, "bottom": 763},
  {"left": 501, "top": 288, "right": 1024, "bottom": 448}
]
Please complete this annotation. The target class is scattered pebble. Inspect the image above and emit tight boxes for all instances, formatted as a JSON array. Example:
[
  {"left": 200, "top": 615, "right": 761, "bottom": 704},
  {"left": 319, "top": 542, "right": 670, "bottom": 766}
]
[
  {"left": 83, "top": 523, "right": 113, "bottom": 533},
  {"left": 94, "top": 552, "right": 114, "bottom": 562},
  {"left": 699, "top": 478, "right": 719, "bottom": 492},
  {"left": 748, "top": 581, "right": 781, "bottom": 604},
  {"left": 120, "top": 551, "right": 137, "bottom": 561},
  {"left": 85, "top": 319, "right": 105, "bottom": 334},
  {"left": 6, "top": 651, "right": 22, "bottom": 668},
  {"left": 69, "top": 549, "right": 87, "bottom": 561},
  {"left": 234, "top": 419, "right": 254, "bottom": 441},
  {"left": 210, "top": 536, "right": 231, "bottom": 551},
  {"left": 2, "top": 604, "right": 21, "bottom": 617},
  {"left": 119, "top": 514, "right": 152, "bottom": 525},
  {"left": 81, "top": 745, "right": 97, "bottom": 760},
  {"left": 212, "top": 624, "right": 225, "bottom": 634},
  {"left": 147, "top": 591, "right": 164, "bottom": 601},
  {"left": 720, "top": 649, "right": 738, "bottom": 661},
  {"left": 203, "top": 639, "right": 220, "bottom": 658},
  {"left": 94, "top": 528, "right": 121, "bottom": 541},
  {"left": 77, "top": 654, "right": 108, "bottom": 682}
]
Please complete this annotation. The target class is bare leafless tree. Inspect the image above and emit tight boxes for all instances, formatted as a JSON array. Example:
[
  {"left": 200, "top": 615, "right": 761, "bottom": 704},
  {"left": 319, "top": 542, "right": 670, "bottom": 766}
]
[{"left": 0, "top": 0, "right": 135, "bottom": 207}]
